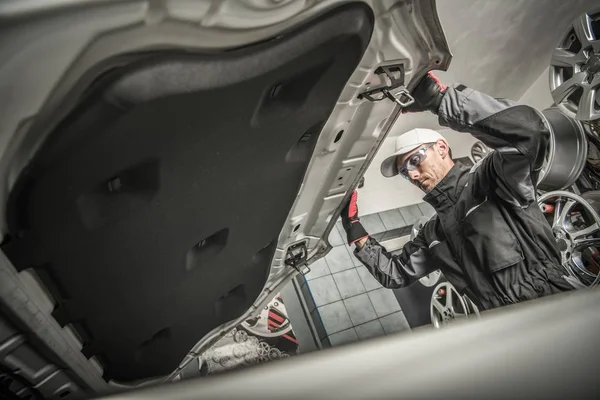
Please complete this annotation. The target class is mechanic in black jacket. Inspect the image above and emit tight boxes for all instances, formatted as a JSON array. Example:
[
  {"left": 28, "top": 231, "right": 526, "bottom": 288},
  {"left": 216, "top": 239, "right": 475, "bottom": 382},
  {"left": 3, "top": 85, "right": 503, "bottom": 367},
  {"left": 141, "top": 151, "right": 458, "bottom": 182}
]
[{"left": 342, "top": 72, "right": 575, "bottom": 311}]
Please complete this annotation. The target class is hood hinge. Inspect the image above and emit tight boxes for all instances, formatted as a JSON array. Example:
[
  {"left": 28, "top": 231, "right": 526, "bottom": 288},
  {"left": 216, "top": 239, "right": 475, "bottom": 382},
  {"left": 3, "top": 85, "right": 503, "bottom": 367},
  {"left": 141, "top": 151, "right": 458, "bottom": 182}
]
[
  {"left": 284, "top": 242, "right": 310, "bottom": 275},
  {"left": 358, "top": 64, "right": 414, "bottom": 107}
]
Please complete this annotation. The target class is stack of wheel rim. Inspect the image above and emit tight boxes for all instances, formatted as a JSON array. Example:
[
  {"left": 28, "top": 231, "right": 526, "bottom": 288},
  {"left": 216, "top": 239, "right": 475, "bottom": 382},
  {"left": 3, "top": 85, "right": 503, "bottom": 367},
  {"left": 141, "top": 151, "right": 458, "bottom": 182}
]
[
  {"left": 549, "top": 9, "right": 600, "bottom": 123},
  {"left": 540, "top": 8, "right": 600, "bottom": 287},
  {"left": 538, "top": 191, "right": 600, "bottom": 288}
]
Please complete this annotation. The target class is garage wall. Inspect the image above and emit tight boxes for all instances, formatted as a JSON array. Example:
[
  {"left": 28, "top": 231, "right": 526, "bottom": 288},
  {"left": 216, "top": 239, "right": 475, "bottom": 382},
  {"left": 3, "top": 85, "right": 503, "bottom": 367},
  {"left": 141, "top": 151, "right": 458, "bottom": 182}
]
[{"left": 518, "top": 68, "right": 554, "bottom": 109}]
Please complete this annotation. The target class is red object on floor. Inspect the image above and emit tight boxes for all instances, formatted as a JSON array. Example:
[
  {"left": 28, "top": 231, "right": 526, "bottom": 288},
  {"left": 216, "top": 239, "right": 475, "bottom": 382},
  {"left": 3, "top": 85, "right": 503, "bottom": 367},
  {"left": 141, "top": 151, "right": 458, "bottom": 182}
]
[
  {"left": 282, "top": 334, "right": 298, "bottom": 344},
  {"left": 541, "top": 203, "right": 555, "bottom": 214}
]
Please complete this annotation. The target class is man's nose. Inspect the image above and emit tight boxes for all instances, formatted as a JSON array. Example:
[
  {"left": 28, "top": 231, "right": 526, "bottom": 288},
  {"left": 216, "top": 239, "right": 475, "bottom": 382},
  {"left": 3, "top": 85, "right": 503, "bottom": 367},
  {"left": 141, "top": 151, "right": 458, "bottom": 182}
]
[{"left": 408, "top": 169, "right": 420, "bottom": 181}]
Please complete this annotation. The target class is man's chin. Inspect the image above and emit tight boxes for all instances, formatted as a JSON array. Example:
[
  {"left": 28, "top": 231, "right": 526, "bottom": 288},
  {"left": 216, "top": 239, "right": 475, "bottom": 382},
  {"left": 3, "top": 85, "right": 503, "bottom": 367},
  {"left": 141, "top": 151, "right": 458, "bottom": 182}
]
[
  {"left": 418, "top": 180, "right": 431, "bottom": 192},
  {"left": 412, "top": 178, "right": 433, "bottom": 192}
]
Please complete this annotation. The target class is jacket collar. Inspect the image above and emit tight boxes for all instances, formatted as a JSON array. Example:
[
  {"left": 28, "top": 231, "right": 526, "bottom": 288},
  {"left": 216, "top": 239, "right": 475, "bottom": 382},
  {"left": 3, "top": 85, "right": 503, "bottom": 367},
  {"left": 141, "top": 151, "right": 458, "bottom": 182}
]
[{"left": 423, "top": 163, "right": 469, "bottom": 211}]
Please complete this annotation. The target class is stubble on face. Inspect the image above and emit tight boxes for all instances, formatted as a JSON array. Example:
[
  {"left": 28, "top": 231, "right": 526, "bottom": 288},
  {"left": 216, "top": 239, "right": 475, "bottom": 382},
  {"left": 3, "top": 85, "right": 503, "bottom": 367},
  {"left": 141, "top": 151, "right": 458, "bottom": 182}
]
[
  {"left": 418, "top": 161, "right": 445, "bottom": 192},
  {"left": 398, "top": 142, "right": 453, "bottom": 193}
]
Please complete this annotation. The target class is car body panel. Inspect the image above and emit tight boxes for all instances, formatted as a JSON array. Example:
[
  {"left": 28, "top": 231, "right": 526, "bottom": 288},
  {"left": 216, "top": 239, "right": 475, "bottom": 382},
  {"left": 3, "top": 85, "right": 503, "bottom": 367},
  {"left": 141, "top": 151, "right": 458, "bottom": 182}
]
[{"left": 0, "top": 0, "right": 450, "bottom": 394}]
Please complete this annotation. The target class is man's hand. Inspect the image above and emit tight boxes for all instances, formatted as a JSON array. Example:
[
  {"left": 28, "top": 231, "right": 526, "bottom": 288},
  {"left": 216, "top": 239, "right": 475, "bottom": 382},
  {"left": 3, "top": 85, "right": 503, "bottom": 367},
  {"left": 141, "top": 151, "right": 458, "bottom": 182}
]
[
  {"left": 340, "top": 191, "right": 369, "bottom": 247},
  {"left": 403, "top": 71, "right": 447, "bottom": 114}
]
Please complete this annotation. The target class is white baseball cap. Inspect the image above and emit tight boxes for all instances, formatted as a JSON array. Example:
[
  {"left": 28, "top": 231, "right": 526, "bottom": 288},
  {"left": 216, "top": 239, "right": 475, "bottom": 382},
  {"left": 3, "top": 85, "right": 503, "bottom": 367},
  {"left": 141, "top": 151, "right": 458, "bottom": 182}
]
[{"left": 380, "top": 128, "right": 445, "bottom": 178}]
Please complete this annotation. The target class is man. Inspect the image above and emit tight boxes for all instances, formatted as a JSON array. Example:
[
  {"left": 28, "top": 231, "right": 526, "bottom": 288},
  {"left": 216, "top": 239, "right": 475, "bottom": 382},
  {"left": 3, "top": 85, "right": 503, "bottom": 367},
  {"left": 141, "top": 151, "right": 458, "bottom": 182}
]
[{"left": 341, "top": 72, "right": 574, "bottom": 311}]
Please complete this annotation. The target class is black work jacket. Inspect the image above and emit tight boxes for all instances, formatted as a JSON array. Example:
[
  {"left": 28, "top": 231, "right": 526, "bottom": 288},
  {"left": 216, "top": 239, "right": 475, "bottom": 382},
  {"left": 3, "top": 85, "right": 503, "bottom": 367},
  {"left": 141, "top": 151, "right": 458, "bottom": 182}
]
[{"left": 355, "top": 85, "right": 573, "bottom": 310}]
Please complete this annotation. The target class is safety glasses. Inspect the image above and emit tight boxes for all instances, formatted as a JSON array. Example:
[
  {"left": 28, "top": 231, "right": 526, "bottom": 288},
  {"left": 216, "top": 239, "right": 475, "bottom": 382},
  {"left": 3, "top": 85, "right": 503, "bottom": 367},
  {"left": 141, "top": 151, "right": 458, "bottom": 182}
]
[{"left": 398, "top": 143, "right": 435, "bottom": 179}]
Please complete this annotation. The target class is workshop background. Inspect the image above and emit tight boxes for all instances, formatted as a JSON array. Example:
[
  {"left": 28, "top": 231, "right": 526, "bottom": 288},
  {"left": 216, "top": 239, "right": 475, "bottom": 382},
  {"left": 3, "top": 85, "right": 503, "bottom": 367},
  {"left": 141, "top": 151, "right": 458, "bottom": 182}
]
[
  {"left": 2, "top": 0, "right": 599, "bottom": 395},
  {"left": 290, "top": 0, "right": 599, "bottom": 352}
]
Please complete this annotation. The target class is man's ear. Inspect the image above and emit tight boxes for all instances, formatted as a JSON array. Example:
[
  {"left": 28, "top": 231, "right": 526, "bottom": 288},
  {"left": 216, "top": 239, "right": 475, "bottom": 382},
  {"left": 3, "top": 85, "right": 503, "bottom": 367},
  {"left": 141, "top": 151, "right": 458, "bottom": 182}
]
[{"left": 437, "top": 139, "right": 450, "bottom": 159}]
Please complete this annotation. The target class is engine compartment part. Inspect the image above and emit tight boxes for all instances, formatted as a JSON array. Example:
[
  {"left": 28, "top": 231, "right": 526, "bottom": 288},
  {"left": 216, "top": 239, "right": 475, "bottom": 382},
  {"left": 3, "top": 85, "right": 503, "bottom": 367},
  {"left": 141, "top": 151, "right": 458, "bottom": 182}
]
[
  {"left": 538, "top": 190, "right": 600, "bottom": 287},
  {"left": 0, "top": 317, "right": 84, "bottom": 399},
  {"left": 1, "top": 4, "right": 374, "bottom": 382},
  {"left": 549, "top": 9, "right": 600, "bottom": 121}
]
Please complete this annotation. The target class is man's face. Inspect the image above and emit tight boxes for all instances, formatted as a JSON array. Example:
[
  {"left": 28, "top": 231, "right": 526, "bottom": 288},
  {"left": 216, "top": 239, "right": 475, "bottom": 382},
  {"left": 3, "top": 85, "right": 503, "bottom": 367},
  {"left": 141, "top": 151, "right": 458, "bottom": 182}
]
[{"left": 396, "top": 141, "right": 448, "bottom": 192}]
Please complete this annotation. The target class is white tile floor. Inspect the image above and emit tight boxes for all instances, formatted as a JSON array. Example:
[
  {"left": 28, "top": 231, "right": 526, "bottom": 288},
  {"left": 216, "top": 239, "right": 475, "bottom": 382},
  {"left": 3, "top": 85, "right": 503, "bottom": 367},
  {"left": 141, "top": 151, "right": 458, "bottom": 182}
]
[
  {"left": 304, "top": 258, "right": 330, "bottom": 280},
  {"left": 379, "top": 311, "right": 411, "bottom": 335},
  {"left": 343, "top": 293, "right": 378, "bottom": 326},
  {"left": 360, "top": 213, "right": 386, "bottom": 234},
  {"left": 304, "top": 204, "right": 431, "bottom": 347},
  {"left": 368, "top": 288, "right": 402, "bottom": 318},
  {"left": 307, "top": 275, "right": 341, "bottom": 307},
  {"left": 332, "top": 268, "right": 366, "bottom": 299},
  {"left": 327, "top": 327, "right": 359, "bottom": 346},
  {"left": 355, "top": 319, "right": 385, "bottom": 340},
  {"left": 317, "top": 301, "right": 353, "bottom": 336},
  {"left": 379, "top": 209, "right": 406, "bottom": 231},
  {"left": 325, "top": 245, "right": 355, "bottom": 273},
  {"left": 399, "top": 204, "right": 424, "bottom": 226}
]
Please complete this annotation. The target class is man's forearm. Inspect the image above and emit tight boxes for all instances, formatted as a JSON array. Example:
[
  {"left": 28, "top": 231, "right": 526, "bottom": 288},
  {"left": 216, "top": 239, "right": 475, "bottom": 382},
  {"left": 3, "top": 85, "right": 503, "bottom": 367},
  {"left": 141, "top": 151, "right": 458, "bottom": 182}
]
[
  {"left": 353, "top": 236, "right": 436, "bottom": 289},
  {"left": 355, "top": 236, "right": 368, "bottom": 250}
]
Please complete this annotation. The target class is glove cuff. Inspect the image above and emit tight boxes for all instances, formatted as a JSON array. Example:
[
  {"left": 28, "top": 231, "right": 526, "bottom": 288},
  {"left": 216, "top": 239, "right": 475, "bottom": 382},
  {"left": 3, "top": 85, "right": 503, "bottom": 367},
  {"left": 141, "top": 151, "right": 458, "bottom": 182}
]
[{"left": 345, "top": 222, "right": 368, "bottom": 245}]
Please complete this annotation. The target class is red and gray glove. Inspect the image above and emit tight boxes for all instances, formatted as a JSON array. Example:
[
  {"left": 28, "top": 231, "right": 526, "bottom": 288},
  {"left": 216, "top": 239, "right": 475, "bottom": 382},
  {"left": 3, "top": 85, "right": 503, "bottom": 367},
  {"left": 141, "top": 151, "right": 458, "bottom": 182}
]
[
  {"left": 340, "top": 191, "right": 369, "bottom": 245},
  {"left": 403, "top": 71, "right": 447, "bottom": 114}
]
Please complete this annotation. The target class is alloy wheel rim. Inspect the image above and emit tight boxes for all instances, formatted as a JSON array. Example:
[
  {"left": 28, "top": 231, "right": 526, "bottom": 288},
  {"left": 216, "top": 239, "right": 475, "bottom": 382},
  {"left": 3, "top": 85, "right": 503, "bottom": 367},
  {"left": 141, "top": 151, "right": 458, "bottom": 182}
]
[
  {"left": 538, "top": 190, "right": 600, "bottom": 286},
  {"left": 549, "top": 10, "right": 600, "bottom": 121}
]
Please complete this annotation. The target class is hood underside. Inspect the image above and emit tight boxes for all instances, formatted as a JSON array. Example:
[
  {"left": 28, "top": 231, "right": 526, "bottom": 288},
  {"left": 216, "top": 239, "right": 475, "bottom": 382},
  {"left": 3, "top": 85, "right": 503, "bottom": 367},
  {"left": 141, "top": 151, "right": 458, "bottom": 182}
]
[
  {"left": 0, "top": 0, "right": 451, "bottom": 394},
  {"left": 2, "top": 4, "right": 374, "bottom": 381}
]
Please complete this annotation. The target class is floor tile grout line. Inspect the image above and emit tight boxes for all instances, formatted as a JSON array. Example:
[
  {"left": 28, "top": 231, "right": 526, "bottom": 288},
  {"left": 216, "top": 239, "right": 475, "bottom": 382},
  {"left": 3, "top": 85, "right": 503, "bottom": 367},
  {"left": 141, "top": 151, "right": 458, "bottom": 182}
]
[
  {"left": 366, "top": 287, "right": 383, "bottom": 317},
  {"left": 306, "top": 284, "right": 401, "bottom": 339},
  {"left": 305, "top": 275, "right": 343, "bottom": 310},
  {"left": 309, "top": 305, "right": 329, "bottom": 341},
  {"left": 331, "top": 266, "right": 356, "bottom": 274},
  {"left": 377, "top": 310, "right": 406, "bottom": 319},
  {"left": 304, "top": 255, "right": 333, "bottom": 281},
  {"left": 344, "top": 290, "right": 379, "bottom": 327},
  {"left": 330, "top": 326, "right": 356, "bottom": 335},
  {"left": 351, "top": 314, "right": 379, "bottom": 328},
  {"left": 313, "top": 304, "right": 405, "bottom": 323},
  {"left": 355, "top": 319, "right": 382, "bottom": 327},
  {"left": 329, "top": 270, "right": 360, "bottom": 323},
  {"left": 311, "top": 303, "right": 351, "bottom": 338},
  {"left": 331, "top": 267, "right": 367, "bottom": 299}
]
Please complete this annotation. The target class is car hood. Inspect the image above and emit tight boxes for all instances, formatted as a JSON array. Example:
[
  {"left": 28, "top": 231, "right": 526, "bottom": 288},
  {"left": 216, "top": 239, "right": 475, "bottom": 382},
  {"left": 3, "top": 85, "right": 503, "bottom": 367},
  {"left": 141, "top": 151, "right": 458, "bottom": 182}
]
[{"left": 0, "top": 0, "right": 450, "bottom": 393}]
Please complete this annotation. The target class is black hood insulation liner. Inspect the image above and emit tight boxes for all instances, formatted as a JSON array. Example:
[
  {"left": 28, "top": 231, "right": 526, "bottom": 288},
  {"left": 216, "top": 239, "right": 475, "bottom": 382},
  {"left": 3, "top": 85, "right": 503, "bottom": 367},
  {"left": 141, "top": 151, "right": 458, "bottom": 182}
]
[{"left": 3, "top": 4, "right": 374, "bottom": 381}]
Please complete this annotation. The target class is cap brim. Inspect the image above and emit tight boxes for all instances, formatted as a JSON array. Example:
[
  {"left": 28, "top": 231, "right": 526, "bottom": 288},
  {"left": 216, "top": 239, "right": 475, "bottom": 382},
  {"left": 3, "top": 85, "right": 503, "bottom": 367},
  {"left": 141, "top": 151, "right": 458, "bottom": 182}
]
[
  {"left": 380, "top": 154, "right": 400, "bottom": 178},
  {"left": 380, "top": 143, "right": 422, "bottom": 178}
]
